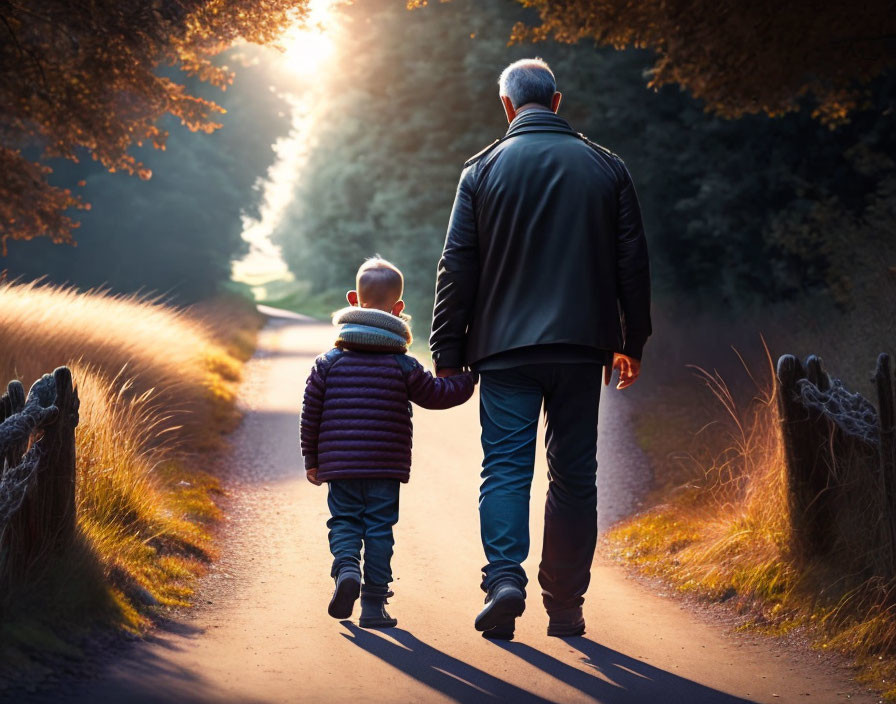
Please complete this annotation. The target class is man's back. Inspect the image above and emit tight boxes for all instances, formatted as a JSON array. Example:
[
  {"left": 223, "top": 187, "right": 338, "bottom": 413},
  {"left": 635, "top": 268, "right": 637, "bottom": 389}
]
[
  {"left": 430, "top": 108, "right": 651, "bottom": 370},
  {"left": 430, "top": 58, "right": 651, "bottom": 640}
]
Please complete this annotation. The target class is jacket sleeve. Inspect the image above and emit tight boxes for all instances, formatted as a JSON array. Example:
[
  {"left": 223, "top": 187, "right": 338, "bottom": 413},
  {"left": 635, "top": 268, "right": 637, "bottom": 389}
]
[
  {"left": 615, "top": 160, "right": 652, "bottom": 360},
  {"left": 401, "top": 356, "right": 477, "bottom": 410},
  {"left": 300, "top": 355, "right": 329, "bottom": 470},
  {"left": 430, "top": 165, "right": 480, "bottom": 370}
]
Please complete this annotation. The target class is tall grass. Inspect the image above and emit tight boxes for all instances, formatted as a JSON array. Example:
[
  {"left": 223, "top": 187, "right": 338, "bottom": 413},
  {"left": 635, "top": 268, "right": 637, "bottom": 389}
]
[
  {"left": 0, "top": 280, "right": 250, "bottom": 448},
  {"left": 610, "top": 345, "right": 896, "bottom": 698},
  {"left": 0, "top": 281, "right": 260, "bottom": 670}
]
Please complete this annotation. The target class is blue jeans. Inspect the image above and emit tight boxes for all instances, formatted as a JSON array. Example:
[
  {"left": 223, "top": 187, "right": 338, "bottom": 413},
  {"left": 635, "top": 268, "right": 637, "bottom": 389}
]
[
  {"left": 327, "top": 479, "right": 400, "bottom": 587},
  {"left": 479, "top": 364, "right": 602, "bottom": 613}
]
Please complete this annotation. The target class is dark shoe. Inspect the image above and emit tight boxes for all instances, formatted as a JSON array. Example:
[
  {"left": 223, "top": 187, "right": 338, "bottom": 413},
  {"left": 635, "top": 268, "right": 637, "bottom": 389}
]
[
  {"left": 328, "top": 568, "right": 361, "bottom": 619},
  {"left": 547, "top": 606, "right": 585, "bottom": 637},
  {"left": 475, "top": 582, "right": 525, "bottom": 632},
  {"left": 359, "top": 585, "right": 398, "bottom": 629},
  {"left": 482, "top": 619, "right": 515, "bottom": 641}
]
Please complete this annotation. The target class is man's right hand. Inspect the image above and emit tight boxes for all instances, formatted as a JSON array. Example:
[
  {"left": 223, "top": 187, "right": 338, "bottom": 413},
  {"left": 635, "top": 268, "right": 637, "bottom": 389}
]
[
  {"left": 436, "top": 367, "right": 462, "bottom": 378},
  {"left": 604, "top": 353, "right": 641, "bottom": 390},
  {"left": 306, "top": 468, "right": 322, "bottom": 486}
]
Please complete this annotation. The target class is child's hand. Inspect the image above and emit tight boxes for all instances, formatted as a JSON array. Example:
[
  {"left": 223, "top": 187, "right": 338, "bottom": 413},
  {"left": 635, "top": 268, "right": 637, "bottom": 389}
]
[{"left": 306, "top": 468, "right": 322, "bottom": 486}]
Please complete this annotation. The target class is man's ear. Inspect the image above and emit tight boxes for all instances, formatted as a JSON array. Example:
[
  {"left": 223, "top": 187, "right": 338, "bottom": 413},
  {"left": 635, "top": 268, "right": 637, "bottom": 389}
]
[
  {"left": 391, "top": 300, "right": 405, "bottom": 316},
  {"left": 346, "top": 290, "right": 359, "bottom": 306},
  {"left": 501, "top": 95, "right": 516, "bottom": 124},
  {"left": 551, "top": 91, "right": 562, "bottom": 114}
]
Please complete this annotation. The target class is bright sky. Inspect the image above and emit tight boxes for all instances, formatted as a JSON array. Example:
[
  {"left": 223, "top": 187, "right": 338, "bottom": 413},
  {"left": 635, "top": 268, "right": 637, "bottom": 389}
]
[{"left": 230, "top": 0, "right": 340, "bottom": 293}]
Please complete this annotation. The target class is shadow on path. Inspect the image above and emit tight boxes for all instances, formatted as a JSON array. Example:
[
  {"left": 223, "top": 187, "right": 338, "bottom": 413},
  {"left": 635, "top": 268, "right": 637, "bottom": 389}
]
[
  {"left": 31, "top": 619, "right": 266, "bottom": 704},
  {"left": 495, "top": 637, "right": 757, "bottom": 704},
  {"left": 340, "top": 623, "right": 553, "bottom": 703}
]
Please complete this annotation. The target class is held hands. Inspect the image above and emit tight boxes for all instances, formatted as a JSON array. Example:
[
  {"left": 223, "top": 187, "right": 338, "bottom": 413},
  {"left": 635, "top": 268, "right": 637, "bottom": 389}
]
[
  {"left": 306, "top": 468, "right": 322, "bottom": 486},
  {"left": 604, "top": 353, "right": 641, "bottom": 390},
  {"left": 436, "top": 367, "right": 462, "bottom": 378}
]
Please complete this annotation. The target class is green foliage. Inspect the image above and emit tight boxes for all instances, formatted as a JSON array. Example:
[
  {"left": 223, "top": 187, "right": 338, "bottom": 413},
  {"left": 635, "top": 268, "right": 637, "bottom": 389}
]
[
  {"left": 275, "top": 0, "right": 896, "bottom": 326},
  {"left": 6, "top": 0, "right": 891, "bottom": 310}
]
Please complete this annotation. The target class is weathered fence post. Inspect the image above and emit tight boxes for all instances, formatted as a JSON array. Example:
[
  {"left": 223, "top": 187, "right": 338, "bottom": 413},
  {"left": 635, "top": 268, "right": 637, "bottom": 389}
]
[
  {"left": 876, "top": 353, "right": 896, "bottom": 576},
  {"left": 0, "top": 367, "right": 79, "bottom": 585},
  {"left": 777, "top": 354, "right": 833, "bottom": 559},
  {"left": 805, "top": 355, "right": 831, "bottom": 392},
  {"left": 1, "top": 380, "right": 26, "bottom": 469}
]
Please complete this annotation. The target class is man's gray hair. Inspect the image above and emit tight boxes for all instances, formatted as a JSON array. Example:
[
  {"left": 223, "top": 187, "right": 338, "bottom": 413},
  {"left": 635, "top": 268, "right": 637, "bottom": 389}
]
[{"left": 498, "top": 58, "right": 557, "bottom": 109}]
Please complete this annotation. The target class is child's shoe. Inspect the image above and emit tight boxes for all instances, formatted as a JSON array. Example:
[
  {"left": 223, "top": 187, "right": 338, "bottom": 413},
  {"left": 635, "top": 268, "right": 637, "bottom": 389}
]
[
  {"left": 358, "top": 584, "right": 398, "bottom": 628},
  {"left": 328, "top": 567, "right": 361, "bottom": 619},
  {"left": 474, "top": 581, "right": 525, "bottom": 632}
]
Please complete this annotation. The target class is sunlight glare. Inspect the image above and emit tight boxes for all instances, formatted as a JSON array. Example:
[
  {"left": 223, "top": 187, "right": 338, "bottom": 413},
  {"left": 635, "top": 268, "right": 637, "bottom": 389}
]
[
  {"left": 231, "top": 0, "right": 342, "bottom": 291},
  {"left": 278, "top": 0, "right": 339, "bottom": 78}
]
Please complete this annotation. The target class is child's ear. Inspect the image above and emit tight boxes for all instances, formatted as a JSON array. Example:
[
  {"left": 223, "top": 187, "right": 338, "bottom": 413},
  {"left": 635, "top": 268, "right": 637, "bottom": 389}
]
[
  {"left": 347, "top": 290, "right": 359, "bottom": 306},
  {"left": 391, "top": 300, "right": 405, "bottom": 316}
]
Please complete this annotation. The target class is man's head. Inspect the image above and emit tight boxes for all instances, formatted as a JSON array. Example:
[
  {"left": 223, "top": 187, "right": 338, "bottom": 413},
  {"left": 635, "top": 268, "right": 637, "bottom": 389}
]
[
  {"left": 347, "top": 257, "right": 405, "bottom": 316},
  {"left": 498, "top": 58, "right": 562, "bottom": 123}
]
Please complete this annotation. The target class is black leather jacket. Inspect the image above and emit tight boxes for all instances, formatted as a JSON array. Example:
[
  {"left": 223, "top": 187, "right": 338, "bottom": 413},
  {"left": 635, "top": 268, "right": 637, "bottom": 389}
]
[{"left": 430, "top": 109, "right": 651, "bottom": 369}]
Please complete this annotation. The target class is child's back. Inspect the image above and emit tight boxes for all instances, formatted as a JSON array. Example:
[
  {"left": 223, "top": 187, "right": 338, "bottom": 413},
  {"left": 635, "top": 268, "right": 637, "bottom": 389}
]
[
  {"left": 302, "top": 307, "right": 473, "bottom": 484},
  {"left": 300, "top": 259, "right": 475, "bottom": 628}
]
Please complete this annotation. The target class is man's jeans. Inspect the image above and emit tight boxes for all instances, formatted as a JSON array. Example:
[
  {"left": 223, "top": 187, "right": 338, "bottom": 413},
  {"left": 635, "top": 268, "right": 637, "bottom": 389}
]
[
  {"left": 327, "top": 478, "right": 400, "bottom": 587},
  {"left": 479, "top": 364, "right": 602, "bottom": 613}
]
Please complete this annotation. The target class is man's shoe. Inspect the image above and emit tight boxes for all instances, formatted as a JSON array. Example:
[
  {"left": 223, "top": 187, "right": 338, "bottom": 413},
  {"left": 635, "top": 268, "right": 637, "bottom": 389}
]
[
  {"left": 482, "top": 619, "right": 515, "bottom": 641},
  {"left": 547, "top": 606, "right": 586, "bottom": 637},
  {"left": 475, "top": 582, "right": 525, "bottom": 632},
  {"left": 358, "top": 585, "right": 398, "bottom": 629},
  {"left": 327, "top": 569, "right": 361, "bottom": 619}
]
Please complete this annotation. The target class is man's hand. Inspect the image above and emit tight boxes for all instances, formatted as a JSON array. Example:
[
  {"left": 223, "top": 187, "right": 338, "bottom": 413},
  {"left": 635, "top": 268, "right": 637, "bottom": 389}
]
[
  {"left": 437, "top": 367, "right": 462, "bottom": 378},
  {"left": 604, "top": 353, "right": 641, "bottom": 390},
  {"left": 306, "top": 468, "right": 322, "bottom": 486}
]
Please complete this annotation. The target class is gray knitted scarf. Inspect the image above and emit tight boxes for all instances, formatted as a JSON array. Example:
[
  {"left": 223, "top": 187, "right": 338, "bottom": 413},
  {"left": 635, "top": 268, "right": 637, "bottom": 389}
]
[{"left": 332, "top": 307, "right": 412, "bottom": 353}]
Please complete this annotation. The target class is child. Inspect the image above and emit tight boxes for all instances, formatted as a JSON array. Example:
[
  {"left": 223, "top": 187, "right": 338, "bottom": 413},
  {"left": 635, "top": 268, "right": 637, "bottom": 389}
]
[{"left": 300, "top": 258, "right": 476, "bottom": 628}]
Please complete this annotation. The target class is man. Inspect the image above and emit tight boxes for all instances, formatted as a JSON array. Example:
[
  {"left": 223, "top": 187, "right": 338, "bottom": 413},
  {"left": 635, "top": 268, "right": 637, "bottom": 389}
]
[{"left": 430, "top": 58, "right": 651, "bottom": 640}]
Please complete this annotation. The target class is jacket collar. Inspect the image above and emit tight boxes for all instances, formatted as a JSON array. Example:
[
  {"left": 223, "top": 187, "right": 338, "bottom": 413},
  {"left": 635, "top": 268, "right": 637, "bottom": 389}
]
[
  {"left": 332, "top": 306, "right": 412, "bottom": 353},
  {"left": 506, "top": 109, "right": 577, "bottom": 138}
]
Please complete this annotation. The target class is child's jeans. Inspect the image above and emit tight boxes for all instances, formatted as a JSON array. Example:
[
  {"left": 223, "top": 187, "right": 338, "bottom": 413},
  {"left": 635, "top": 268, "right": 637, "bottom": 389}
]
[{"left": 327, "top": 478, "right": 401, "bottom": 587}]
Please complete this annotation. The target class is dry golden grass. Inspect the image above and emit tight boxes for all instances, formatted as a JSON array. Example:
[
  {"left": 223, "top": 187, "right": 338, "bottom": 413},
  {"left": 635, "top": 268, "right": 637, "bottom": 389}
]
[
  {"left": 0, "top": 281, "right": 262, "bottom": 663},
  {"left": 610, "top": 345, "right": 896, "bottom": 699},
  {"left": 0, "top": 281, "right": 253, "bottom": 451}
]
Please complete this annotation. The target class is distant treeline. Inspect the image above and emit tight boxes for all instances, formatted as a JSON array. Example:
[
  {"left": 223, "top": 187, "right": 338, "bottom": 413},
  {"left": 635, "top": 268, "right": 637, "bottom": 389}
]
[
  {"left": 277, "top": 0, "right": 896, "bottom": 321},
  {"left": 1, "top": 60, "right": 294, "bottom": 302}
]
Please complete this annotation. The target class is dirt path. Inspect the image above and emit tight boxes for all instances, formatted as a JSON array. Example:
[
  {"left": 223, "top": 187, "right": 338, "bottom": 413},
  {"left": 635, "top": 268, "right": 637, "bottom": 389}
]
[{"left": 56, "top": 313, "right": 877, "bottom": 703}]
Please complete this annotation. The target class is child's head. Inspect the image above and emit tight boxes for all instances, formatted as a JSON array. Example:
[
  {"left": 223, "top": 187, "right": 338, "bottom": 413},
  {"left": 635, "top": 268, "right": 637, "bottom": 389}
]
[{"left": 347, "top": 257, "right": 405, "bottom": 316}]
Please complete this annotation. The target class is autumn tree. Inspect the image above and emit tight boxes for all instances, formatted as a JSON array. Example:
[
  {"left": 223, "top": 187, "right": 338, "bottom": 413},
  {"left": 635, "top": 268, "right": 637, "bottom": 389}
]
[
  {"left": 0, "top": 0, "right": 309, "bottom": 250},
  {"left": 508, "top": 0, "right": 896, "bottom": 123}
]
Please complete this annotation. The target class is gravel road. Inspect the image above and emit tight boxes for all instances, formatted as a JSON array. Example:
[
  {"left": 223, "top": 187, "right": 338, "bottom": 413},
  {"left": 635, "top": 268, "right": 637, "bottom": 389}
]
[{"left": 49, "top": 312, "right": 878, "bottom": 704}]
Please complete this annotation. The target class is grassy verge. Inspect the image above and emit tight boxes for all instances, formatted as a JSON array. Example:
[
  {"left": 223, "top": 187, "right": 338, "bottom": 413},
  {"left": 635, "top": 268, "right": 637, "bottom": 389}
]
[
  {"left": 610, "top": 288, "right": 896, "bottom": 698},
  {"left": 0, "top": 283, "right": 263, "bottom": 685}
]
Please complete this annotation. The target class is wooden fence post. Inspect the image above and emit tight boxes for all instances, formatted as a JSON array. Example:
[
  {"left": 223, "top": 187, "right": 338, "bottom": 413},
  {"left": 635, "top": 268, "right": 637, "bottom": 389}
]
[
  {"left": 0, "top": 380, "right": 25, "bottom": 420},
  {"left": 1, "top": 367, "right": 79, "bottom": 582},
  {"left": 777, "top": 354, "right": 833, "bottom": 559},
  {"left": 876, "top": 353, "right": 896, "bottom": 576},
  {"left": 805, "top": 355, "right": 831, "bottom": 392},
  {"left": 1, "top": 380, "right": 26, "bottom": 469}
]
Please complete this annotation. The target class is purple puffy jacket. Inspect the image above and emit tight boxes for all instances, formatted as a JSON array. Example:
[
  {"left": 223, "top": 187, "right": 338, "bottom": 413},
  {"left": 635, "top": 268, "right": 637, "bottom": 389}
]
[{"left": 300, "top": 308, "right": 475, "bottom": 483}]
